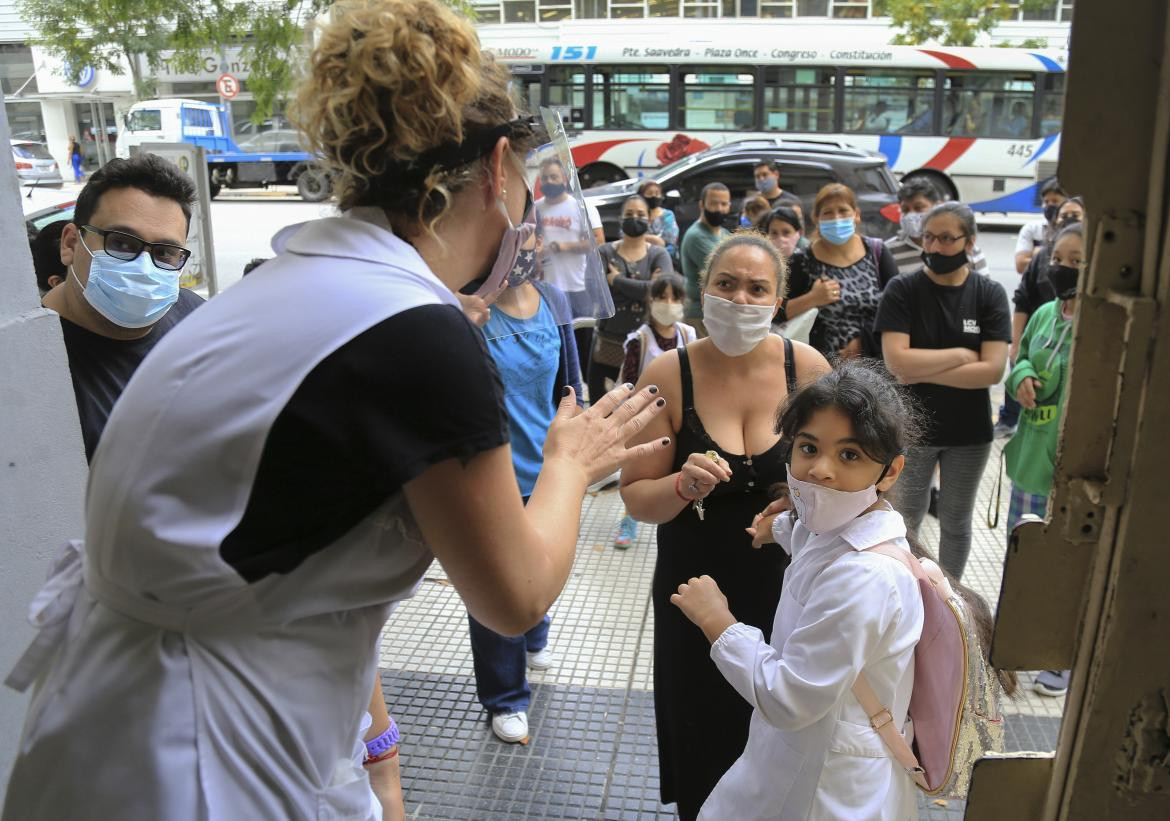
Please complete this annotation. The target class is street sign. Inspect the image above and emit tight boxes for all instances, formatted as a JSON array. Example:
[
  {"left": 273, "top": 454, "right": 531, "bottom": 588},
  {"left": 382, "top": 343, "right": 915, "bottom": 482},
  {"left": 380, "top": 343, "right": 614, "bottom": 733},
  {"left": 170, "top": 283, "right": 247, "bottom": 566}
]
[{"left": 216, "top": 73, "right": 240, "bottom": 100}]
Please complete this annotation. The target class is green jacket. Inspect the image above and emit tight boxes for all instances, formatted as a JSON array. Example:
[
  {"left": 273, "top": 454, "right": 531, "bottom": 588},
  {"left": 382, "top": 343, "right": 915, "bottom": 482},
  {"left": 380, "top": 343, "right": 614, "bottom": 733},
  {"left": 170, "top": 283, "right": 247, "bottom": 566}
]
[
  {"left": 679, "top": 222, "right": 728, "bottom": 318},
  {"left": 1003, "top": 299, "right": 1074, "bottom": 495}
]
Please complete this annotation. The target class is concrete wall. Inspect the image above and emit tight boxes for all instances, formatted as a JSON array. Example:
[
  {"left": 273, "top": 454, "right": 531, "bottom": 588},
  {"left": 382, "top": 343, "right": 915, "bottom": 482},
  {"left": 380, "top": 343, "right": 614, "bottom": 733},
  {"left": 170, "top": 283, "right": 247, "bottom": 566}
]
[{"left": 0, "top": 93, "right": 87, "bottom": 801}]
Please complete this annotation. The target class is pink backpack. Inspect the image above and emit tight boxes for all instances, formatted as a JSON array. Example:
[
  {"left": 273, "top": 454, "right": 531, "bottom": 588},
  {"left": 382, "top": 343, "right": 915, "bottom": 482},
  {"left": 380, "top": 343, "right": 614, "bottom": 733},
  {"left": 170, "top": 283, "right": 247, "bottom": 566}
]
[{"left": 851, "top": 543, "right": 1006, "bottom": 799}]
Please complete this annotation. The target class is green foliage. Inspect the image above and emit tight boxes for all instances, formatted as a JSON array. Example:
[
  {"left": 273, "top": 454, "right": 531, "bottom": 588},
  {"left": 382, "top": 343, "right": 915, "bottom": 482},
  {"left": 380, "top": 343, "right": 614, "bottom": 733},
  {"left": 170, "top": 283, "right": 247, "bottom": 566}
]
[{"left": 883, "top": 1, "right": 1055, "bottom": 47}]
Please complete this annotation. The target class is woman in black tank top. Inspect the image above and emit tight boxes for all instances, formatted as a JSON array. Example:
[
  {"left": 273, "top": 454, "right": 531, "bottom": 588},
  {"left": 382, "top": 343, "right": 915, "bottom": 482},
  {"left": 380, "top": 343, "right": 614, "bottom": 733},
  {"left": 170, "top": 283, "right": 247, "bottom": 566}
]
[{"left": 620, "top": 234, "right": 830, "bottom": 820}]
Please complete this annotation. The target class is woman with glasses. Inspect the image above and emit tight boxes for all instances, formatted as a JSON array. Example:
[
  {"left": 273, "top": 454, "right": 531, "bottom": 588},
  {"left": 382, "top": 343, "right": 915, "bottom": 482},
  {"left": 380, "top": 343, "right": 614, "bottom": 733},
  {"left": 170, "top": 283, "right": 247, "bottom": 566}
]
[
  {"left": 781, "top": 183, "right": 898, "bottom": 360},
  {"left": 874, "top": 201, "right": 1012, "bottom": 580},
  {"left": 2, "top": 2, "right": 670, "bottom": 819}
]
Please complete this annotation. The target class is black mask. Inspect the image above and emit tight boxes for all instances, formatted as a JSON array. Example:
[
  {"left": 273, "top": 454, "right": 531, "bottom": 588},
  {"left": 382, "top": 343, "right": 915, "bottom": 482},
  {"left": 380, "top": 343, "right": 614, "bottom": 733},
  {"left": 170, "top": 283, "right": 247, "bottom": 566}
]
[
  {"left": 1043, "top": 203, "right": 1060, "bottom": 223},
  {"left": 1047, "top": 264, "right": 1080, "bottom": 299},
  {"left": 622, "top": 217, "right": 649, "bottom": 237},
  {"left": 703, "top": 209, "right": 726, "bottom": 227},
  {"left": 921, "top": 249, "right": 968, "bottom": 275},
  {"left": 644, "top": 196, "right": 663, "bottom": 210},
  {"left": 541, "top": 181, "right": 566, "bottom": 199},
  {"left": 1057, "top": 215, "right": 1081, "bottom": 229}
]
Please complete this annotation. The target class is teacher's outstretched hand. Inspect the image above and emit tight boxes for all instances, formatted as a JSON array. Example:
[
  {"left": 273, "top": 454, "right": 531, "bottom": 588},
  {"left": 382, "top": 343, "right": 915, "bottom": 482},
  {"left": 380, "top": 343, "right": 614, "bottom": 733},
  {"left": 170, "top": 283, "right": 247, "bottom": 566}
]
[{"left": 543, "top": 383, "right": 670, "bottom": 486}]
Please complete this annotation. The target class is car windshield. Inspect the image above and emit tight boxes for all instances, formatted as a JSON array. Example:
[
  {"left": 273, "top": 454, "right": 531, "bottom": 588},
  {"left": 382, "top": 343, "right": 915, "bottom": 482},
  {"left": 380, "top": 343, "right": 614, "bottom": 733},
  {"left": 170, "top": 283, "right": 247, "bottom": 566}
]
[
  {"left": 13, "top": 143, "right": 53, "bottom": 160},
  {"left": 31, "top": 206, "right": 75, "bottom": 231},
  {"left": 127, "top": 109, "right": 162, "bottom": 132},
  {"left": 654, "top": 150, "right": 714, "bottom": 180}
]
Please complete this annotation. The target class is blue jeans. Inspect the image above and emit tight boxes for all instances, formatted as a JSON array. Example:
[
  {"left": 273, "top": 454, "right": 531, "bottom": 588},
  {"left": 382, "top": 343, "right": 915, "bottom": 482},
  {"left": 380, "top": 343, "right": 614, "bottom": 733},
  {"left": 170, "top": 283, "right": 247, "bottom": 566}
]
[
  {"left": 998, "top": 391, "right": 1020, "bottom": 427},
  {"left": 467, "top": 613, "right": 550, "bottom": 714}
]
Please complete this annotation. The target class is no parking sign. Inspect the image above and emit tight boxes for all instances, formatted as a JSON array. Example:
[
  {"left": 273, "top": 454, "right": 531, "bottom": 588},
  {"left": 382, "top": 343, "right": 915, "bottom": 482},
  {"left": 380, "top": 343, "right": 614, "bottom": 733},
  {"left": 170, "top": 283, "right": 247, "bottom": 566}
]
[{"left": 216, "top": 73, "right": 240, "bottom": 100}]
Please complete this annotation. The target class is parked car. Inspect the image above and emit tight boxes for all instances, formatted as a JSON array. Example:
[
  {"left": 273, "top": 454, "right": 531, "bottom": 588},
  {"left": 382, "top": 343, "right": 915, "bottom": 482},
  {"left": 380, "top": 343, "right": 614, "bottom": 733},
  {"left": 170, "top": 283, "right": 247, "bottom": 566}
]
[
  {"left": 21, "top": 186, "right": 76, "bottom": 238},
  {"left": 11, "top": 140, "right": 63, "bottom": 188},
  {"left": 237, "top": 130, "right": 305, "bottom": 154},
  {"left": 583, "top": 138, "right": 901, "bottom": 242}
]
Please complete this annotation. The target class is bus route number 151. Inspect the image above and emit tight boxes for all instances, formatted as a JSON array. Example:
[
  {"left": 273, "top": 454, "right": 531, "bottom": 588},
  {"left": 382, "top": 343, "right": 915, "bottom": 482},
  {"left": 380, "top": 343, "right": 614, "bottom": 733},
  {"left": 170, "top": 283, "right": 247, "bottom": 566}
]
[{"left": 550, "top": 46, "right": 598, "bottom": 61}]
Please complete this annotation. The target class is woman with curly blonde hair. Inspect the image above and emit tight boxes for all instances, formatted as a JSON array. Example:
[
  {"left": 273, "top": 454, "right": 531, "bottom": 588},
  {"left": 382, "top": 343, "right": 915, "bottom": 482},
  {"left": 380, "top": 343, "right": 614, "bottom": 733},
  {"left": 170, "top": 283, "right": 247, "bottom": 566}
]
[{"left": 1, "top": 2, "right": 671, "bottom": 819}]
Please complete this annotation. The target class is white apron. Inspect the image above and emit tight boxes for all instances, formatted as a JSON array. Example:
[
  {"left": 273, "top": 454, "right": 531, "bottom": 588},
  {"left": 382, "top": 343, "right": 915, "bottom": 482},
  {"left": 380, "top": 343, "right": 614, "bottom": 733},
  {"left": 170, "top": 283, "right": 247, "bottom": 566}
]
[{"left": 4, "top": 209, "right": 455, "bottom": 820}]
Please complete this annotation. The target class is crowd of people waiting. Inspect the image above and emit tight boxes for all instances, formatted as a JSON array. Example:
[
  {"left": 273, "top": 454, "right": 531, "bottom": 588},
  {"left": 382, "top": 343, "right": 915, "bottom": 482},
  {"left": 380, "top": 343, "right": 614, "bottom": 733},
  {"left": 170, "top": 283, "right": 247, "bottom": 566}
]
[{"left": 11, "top": 1, "right": 1083, "bottom": 819}]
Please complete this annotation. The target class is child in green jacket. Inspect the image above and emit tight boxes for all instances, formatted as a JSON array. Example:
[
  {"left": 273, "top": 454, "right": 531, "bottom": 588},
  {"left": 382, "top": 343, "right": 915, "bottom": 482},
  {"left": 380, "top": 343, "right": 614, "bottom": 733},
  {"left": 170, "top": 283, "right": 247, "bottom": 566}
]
[{"left": 1003, "top": 221, "right": 1082, "bottom": 698}]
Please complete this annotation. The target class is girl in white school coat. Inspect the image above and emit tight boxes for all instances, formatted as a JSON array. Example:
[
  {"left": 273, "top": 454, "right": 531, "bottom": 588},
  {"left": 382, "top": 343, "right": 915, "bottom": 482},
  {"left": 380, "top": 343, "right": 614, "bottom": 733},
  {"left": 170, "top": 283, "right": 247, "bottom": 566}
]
[{"left": 672, "top": 362, "right": 926, "bottom": 821}]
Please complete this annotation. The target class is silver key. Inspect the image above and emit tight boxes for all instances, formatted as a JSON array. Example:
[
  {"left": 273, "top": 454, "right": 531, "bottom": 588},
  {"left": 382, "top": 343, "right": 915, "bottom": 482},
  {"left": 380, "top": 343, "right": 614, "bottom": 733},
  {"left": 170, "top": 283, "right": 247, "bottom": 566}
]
[{"left": 693, "top": 499, "right": 705, "bottom": 521}]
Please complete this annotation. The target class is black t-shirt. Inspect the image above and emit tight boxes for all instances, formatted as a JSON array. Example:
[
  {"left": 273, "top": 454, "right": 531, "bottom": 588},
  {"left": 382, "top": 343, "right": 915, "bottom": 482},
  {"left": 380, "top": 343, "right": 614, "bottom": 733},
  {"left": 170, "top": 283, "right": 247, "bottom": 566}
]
[
  {"left": 1013, "top": 252, "right": 1056, "bottom": 318},
  {"left": 767, "top": 189, "right": 802, "bottom": 211},
  {"left": 61, "top": 288, "right": 204, "bottom": 462},
  {"left": 219, "top": 304, "right": 510, "bottom": 582},
  {"left": 874, "top": 270, "right": 1012, "bottom": 447}
]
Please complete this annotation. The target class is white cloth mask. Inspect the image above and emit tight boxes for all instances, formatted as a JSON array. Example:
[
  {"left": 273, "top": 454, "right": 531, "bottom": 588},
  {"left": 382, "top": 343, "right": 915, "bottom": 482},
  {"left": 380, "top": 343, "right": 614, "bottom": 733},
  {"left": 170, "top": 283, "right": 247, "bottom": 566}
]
[
  {"left": 702, "top": 294, "right": 775, "bottom": 357},
  {"left": 786, "top": 465, "right": 882, "bottom": 535},
  {"left": 650, "top": 301, "right": 684, "bottom": 326}
]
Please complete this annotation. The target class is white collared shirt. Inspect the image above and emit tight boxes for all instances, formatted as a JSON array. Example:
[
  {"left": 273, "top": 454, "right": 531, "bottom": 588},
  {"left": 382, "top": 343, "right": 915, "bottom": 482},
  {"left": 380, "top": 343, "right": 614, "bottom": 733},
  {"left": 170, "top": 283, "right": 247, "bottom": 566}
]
[{"left": 699, "top": 504, "right": 924, "bottom": 821}]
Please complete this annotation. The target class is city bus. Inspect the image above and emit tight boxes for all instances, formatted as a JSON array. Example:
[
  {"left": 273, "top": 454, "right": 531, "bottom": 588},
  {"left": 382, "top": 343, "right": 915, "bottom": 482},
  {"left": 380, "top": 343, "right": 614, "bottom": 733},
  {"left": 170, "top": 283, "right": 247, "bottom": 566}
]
[{"left": 480, "top": 20, "right": 1067, "bottom": 213}]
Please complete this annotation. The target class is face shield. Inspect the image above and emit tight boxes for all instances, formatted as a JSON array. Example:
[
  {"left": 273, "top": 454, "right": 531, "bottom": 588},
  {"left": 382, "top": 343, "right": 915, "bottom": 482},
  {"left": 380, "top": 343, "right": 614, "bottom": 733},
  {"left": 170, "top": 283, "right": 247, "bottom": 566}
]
[{"left": 479, "top": 108, "right": 614, "bottom": 343}]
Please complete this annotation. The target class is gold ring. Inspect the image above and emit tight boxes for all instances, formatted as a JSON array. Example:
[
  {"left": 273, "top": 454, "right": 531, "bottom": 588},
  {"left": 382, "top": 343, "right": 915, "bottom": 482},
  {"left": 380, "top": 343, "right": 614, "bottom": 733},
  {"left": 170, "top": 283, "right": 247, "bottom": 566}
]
[{"left": 705, "top": 449, "right": 720, "bottom": 463}]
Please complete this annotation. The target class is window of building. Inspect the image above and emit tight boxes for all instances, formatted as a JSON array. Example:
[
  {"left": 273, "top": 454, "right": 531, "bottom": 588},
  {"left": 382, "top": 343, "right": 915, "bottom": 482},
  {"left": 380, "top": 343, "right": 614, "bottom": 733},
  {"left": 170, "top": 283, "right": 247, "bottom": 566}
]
[
  {"left": 539, "top": 0, "right": 573, "bottom": 19},
  {"left": 843, "top": 69, "right": 936, "bottom": 134},
  {"left": 759, "top": 0, "right": 795, "bottom": 17},
  {"left": 762, "top": 67, "right": 835, "bottom": 132},
  {"left": 609, "top": 0, "right": 645, "bottom": 17},
  {"left": 575, "top": 0, "right": 607, "bottom": 15},
  {"left": 797, "top": 0, "right": 829, "bottom": 14},
  {"left": 682, "top": 0, "right": 721, "bottom": 16},
  {"left": 504, "top": 0, "right": 537, "bottom": 22},
  {"left": 1060, "top": 0, "right": 1074, "bottom": 21},
  {"left": 0, "top": 44, "right": 37, "bottom": 96},
  {"left": 1040, "top": 73, "right": 1064, "bottom": 135},
  {"left": 547, "top": 66, "right": 587, "bottom": 128},
  {"left": 473, "top": 0, "right": 503, "bottom": 22},
  {"left": 942, "top": 72, "right": 1037, "bottom": 137},
  {"left": 591, "top": 66, "right": 671, "bottom": 128},
  {"left": 646, "top": 0, "right": 681, "bottom": 13},
  {"left": 6, "top": 101, "right": 45, "bottom": 143},
  {"left": 682, "top": 68, "right": 756, "bottom": 129},
  {"left": 1021, "top": 0, "right": 1058, "bottom": 21},
  {"left": 830, "top": 0, "right": 869, "bottom": 18}
]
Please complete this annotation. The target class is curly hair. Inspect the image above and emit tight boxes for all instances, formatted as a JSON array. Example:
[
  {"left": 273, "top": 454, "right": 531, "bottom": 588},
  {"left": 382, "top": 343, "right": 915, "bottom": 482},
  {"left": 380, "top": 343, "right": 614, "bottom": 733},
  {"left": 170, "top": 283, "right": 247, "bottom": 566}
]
[
  {"left": 699, "top": 231, "right": 789, "bottom": 296},
  {"left": 292, "top": 0, "right": 537, "bottom": 231}
]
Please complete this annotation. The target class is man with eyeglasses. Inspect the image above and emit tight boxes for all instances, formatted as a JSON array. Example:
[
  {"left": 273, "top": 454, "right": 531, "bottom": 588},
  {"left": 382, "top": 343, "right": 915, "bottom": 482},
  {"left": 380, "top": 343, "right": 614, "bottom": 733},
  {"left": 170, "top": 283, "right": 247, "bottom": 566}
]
[{"left": 41, "top": 154, "right": 202, "bottom": 461}]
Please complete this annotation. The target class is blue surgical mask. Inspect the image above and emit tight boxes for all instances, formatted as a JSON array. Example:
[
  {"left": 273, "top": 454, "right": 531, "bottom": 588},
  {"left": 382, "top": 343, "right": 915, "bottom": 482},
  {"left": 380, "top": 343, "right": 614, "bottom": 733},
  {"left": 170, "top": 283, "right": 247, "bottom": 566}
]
[
  {"left": 819, "top": 218, "right": 856, "bottom": 246},
  {"left": 72, "top": 235, "right": 180, "bottom": 328}
]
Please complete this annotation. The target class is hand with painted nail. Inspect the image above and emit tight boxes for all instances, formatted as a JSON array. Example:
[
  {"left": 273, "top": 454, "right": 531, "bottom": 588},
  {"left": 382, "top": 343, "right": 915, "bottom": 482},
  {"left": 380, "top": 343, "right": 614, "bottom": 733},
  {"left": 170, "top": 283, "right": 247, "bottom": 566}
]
[
  {"left": 678, "top": 450, "right": 732, "bottom": 502},
  {"left": 543, "top": 383, "right": 671, "bottom": 487}
]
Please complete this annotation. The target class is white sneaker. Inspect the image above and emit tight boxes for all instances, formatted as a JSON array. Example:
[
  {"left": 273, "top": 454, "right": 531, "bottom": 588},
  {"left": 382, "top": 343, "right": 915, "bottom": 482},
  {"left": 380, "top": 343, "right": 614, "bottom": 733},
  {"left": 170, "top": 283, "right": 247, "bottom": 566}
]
[
  {"left": 526, "top": 647, "right": 555, "bottom": 671},
  {"left": 491, "top": 710, "right": 529, "bottom": 743}
]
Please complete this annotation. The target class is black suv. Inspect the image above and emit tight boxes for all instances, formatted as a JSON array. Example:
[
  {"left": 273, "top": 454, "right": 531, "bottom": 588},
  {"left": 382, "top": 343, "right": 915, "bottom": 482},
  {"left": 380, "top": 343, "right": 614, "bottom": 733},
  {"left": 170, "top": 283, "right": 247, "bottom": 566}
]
[{"left": 583, "top": 138, "right": 901, "bottom": 242}]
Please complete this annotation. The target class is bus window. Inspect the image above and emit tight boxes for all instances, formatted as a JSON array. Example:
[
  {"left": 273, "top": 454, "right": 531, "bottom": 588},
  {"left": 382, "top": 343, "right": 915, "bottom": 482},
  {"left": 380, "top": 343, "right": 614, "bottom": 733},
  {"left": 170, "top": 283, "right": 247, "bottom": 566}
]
[
  {"left": 591, "top": 66, "right": 671, "bottom": 129},
  {"left": 1041, "top": 73, "right": 1064, "bottom": 136},
  {"left": 547, "top": 66, "right": 587, "bottom": 129},
  {"left": 502, "top": 0, "right": 536, "bottom": 23},
  {"left": 682, "top": 68, "right": 756, "bottom": 130},
  {"left": 943, "top": 72, "right": 1037, "bottom": 138},
  {"left": 762, "top": 67, "right": 835, "bottom": 132},
  {"left": 842, "top": 69, "right": 936, "bottom": 135}
]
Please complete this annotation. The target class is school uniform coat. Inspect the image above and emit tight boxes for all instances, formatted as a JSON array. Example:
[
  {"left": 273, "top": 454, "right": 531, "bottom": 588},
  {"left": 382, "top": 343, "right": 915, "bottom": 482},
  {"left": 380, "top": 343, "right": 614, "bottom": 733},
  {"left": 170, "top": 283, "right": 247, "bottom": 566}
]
[{"left": 699, "top": 504, "right": 925, "bottom": 821}]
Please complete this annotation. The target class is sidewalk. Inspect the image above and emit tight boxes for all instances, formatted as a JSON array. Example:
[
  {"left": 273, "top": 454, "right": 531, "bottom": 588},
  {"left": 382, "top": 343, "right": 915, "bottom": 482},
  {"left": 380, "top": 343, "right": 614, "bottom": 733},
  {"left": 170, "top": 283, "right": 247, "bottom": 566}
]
[{"left": 378, "top": 436, "right": 1064, "bottom": 820}]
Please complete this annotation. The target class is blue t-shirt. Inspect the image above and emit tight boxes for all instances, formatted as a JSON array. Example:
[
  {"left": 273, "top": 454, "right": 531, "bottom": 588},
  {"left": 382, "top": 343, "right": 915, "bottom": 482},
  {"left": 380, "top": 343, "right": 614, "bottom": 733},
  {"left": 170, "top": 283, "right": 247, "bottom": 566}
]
[{"left": 484, "top": 294, "right": 561, "bottom": 496}]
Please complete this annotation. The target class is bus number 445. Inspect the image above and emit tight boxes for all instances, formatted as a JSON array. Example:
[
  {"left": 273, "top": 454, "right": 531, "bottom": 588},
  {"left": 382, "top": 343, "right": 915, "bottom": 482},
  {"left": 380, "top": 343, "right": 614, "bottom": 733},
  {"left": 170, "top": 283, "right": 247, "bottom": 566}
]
[
  {"left": 1007, "top": 143, "right": 1035, "bottom": 158},
  {"left": 550, "top": 46, "right": 598, "bottom": 61}
]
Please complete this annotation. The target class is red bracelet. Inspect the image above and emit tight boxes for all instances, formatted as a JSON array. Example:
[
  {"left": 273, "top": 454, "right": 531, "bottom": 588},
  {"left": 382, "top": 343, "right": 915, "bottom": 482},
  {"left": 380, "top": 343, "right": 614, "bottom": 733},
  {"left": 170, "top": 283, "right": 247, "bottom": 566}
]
[
  {"left": 364, "top": 746, "right": 398, "bottom": 765},
  {"left": 674, "top": 472, "right": 695, "bottom": 503}
]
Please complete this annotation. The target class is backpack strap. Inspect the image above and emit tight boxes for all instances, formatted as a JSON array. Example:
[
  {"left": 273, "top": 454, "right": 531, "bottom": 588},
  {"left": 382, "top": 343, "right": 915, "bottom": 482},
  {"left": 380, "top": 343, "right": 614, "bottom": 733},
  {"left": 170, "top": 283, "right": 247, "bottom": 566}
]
[
  {"left": 852, "top": 673, "right": 929, "bottom": 791},
  {"left": 851, "top": 539, "right": 930, "bottom": 791}
]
